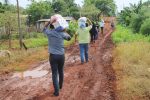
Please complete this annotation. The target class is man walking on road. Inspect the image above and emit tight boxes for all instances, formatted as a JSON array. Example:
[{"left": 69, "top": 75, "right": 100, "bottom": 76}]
[
  {"left": 43, "top": 15, "right": 71, "bottom": 96},
  {"left": 99, "top": 19, "right": 105, "bottom": 36},
  {"left": 75, "top": 17, "right": 92, "bottom": 64}
]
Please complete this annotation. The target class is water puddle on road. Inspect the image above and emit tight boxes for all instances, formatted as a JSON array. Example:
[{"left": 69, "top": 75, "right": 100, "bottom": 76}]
[{"left": 12, "top": 63, "right": 49, "bottom": 79}]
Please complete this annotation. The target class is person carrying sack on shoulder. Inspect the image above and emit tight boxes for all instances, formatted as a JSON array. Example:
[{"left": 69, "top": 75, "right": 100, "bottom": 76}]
[
  {"left": 43, "top": 14, "right": 71, "bottom": 96},
  {"left": 75, "top": 17, "right": 92, "bottom": 64}
]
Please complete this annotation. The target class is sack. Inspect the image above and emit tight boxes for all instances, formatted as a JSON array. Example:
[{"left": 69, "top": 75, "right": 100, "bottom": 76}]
[
  {"left": 78, "top": 17, "right": 87, "bottom": 28},
  {"left": 51, "top": 14, "right": 69, "bottom": 29}
]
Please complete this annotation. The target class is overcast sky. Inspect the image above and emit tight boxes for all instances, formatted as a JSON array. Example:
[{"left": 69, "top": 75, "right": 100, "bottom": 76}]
[{"left": 0, "top": 0, "right": 148, "bottom": 12}]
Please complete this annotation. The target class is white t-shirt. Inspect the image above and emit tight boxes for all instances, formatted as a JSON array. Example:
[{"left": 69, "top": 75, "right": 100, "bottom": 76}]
[{"left": 99, "top": 20, "right": 105, "bottom": 27}]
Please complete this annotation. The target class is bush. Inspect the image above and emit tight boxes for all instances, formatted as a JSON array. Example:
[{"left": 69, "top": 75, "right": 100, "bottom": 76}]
[
  {"left": 0, "top": 34, "right": 9, "bottom": 40},
  {"left": 67, "top": 21, "right": 78, "bottom": 37},
  {"left": 140, "top": 18, "right": 150, "bottom": 35},
  {"left": 130, "top": 13, "right": 143, "bottom": 33},
  {"left": 112, "top": 25, "right": 150, "bottom": 43}
]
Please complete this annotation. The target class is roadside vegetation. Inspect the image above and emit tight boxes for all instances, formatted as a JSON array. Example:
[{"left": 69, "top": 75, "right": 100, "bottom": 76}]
[
  {"left": 112, "top": 0, "right": 150, "bottom": 99},
  {"left": 0, "top": 36, "right": 75, "bottom": 75},
  {"left": 113, "top": 41, "right": 150, "bottom": 100},
  {"left": 112, "top": 25, "right": 150, "bottom": 43}
]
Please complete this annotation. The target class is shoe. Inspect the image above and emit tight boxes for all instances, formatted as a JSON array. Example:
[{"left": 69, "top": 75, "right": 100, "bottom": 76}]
[
  {"left": 81, "top": 62, "right": 84, "bottom": 64},
  {"left": 53, "top": 92, "right": 59, "bottom": 96},
  {"left": 59, "top": 86, "right": 62, "bottom": 89}
]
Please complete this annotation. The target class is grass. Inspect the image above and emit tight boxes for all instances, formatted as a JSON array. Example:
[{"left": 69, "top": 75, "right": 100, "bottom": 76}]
[
  {"left": 0, "top": 34, "right": 75, "bottom": 74},
  {"left": 112, "top": 25, "right": 150, "bottom": 100},
  {"left": 0, "top": 47, "right": 48, "bottom": 74},
  {"left": 112, "top": 25, "right": 150, "bottom": 43},
  {"left": 0, "top": 34, "right": 75, "bottom": 49}
]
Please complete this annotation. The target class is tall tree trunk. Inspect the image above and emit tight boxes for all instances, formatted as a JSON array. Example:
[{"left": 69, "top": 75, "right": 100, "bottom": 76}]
[
  {"left": 8, "top": 22, "right": 11, "bottom": 48},
  {"left": 16, "top": 0, "right": 23, "bottom": 49}
]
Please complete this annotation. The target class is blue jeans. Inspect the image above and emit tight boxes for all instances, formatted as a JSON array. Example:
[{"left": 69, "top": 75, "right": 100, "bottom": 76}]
[
  {"left": 79, "top": 43, "right": 89, "bottom": 63},
  {"left": 49, "top": 54, "right": 64, "bottom": 94}
]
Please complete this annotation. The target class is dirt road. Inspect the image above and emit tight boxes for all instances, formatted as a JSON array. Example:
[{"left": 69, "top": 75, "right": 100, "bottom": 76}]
[{"left": 0, "top": 22, "right": 116, "bottom": 100}]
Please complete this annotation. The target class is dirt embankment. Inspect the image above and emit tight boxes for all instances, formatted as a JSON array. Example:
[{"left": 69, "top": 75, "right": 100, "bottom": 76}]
[{"left": 0, "top": 22, "right": 116, "bottom": 100}]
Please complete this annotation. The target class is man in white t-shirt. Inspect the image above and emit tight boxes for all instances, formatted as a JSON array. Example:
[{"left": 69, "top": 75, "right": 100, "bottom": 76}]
[{"left": 99, "top": 19, "right": 105, "bottom": 35}]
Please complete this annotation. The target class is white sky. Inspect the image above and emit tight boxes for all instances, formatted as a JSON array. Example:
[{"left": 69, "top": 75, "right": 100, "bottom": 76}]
[{"left": 0, "top": 0, "right": 148, "bottom": 12}]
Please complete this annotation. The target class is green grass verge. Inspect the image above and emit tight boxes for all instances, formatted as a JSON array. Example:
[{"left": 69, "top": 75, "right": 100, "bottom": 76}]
[
  {"left": 112, "top": 25, "right": 150, "bottom": 43},
  {"left": 0, "top": 34, "right": 75, "bottom": 49}
]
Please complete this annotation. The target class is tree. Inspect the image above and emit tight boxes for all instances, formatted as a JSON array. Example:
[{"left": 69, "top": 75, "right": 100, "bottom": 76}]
[
  {"left": 52, "top": 0, "right": 67, "bottom": 15},
  {"left": 0, "top": 11, "right": 18, "bottom": 48},
  {"left": 0, "top": 2, "right": 5, "bottom": 13},
  {"left": 129, "top": 0, "right": 142, "bottom": 14},
  {"left": 81, "top": 4, "right": 99, "bottom": 20},
  {"left": 26, "top": 1, "right": 53, "bottom": 24},
  {"left": 26, "top": 0, "right": 80, "bottom": 24},
  {"left": 52, "top": 0, "right": 79, "bottom": 16},
  {"left": 118, "top": 7, "right": 132, "bottom": 26},
  {"left": 95, "top": 0, "right": 116, "bottom": 16},
  {"left": 83, "top": 0, "right": 116, "bottom": 19},
  {"left": 118, "top": 0, "right": 150, "bottom": 34}
]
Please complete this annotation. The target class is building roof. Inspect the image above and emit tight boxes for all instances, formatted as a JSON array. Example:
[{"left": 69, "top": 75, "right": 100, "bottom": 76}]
[
  {"left": 37, "top": 19, "right": 50, "bottom": 22},
  {"left": 37, "top": 17, "right": 74, "bottom": 22}
]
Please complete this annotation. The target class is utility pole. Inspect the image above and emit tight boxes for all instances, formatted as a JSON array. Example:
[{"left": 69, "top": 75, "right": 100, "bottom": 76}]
[{"left": 16, "top": 0, "right": 23, "bottom": 49}]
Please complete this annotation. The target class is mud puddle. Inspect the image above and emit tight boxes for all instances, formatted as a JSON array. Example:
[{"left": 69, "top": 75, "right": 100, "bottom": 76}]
[
  {"left": 0, "top": 53, "right": 79, "bottom": 100},
  {"left": 12, "top": 63, "right": 49, "bottom": 79}
]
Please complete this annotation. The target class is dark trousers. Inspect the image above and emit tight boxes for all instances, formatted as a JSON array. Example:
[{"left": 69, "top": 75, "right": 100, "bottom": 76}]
[
  {"left": 90, "top": 33, "right": 96, "bottom": 43},
  {"left": 101, "top": 27, "right": 104, "bottom": 34},
  {"left": 49, "top": 54, "right": 65, "bottom": 93}
]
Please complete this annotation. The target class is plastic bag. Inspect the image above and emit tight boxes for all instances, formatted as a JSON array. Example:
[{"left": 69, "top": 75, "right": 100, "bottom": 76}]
[
  {"left": 50, "top": 14, "right": 69, "bottom": 29},
  {"left": 78, "top": 17, "right": 87, "bottom": 28}
]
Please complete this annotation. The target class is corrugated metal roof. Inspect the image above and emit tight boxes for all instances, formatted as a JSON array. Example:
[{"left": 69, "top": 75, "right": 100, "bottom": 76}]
[
  {"left": 37, "top": 17, "right": 74, "bottom": 22},
  {"left": 37, "top": 19, "right": 50, "bottom": 22}
]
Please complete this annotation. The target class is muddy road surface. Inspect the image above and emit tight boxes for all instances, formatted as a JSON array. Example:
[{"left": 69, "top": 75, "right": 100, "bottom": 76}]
[{"left": 0, "top": 23, "right": 116, "bottom": 100}]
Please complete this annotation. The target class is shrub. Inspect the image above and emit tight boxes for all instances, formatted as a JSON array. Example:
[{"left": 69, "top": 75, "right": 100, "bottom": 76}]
[
  {"left": 140, "top": 18, "right": 150, "bottom": 35},
  {"left": 130, "top": 13, "right": 143, "bottom": 33},
  {"left": 112, "top": 25, "right": 150, "bottom": 43},
  {"left": 66, "top": 21, "right": 78, "bottom": 37}
]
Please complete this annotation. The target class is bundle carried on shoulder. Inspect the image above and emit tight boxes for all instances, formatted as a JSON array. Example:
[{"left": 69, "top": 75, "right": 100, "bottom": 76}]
[
  {"left": 78, "top": 17, "right": 87, "bottom": 28},
  {"left": 50, "top": 14, "right": 69, "bottom": 30}
]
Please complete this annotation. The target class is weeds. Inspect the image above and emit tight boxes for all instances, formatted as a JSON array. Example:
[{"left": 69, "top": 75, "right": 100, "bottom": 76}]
[
  {"left": 113, "top": 42, "right": 150, "bottom": 99},
  {"left": 0, "top": 47, "right": 48, "bottom": 74}
]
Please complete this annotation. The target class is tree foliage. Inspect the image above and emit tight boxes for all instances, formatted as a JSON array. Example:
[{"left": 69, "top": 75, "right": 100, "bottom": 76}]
[
  {"left": 118, "top": 0, "right": 150, "bottom": 35},
  {"left": 83, "top": 0, "right": 116, "bottom": 17},
  {"left": 26, "top": 0, "right": 79, "bottom": 24},
  {"left": 140, "top": 18, "right": 150, "bottom": 35},
  {"left": 81, "top": 4, "right": 99, "bottom": 20},
  {"left": 26, "top": 1, "right": 53, "bottom": 24}
]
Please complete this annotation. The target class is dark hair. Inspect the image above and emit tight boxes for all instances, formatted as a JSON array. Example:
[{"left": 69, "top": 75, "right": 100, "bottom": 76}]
[
  {"left": 50, "top": 24, "right": 54, "bottom": 29},
  {"left": 86, "top": 23, "right": 88, "bottom": 27}
]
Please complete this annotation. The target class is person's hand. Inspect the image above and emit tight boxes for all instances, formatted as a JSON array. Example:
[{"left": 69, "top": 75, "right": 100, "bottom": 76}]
[{"left": 50, "top": 16, "right": 57, "bottom": 24}]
